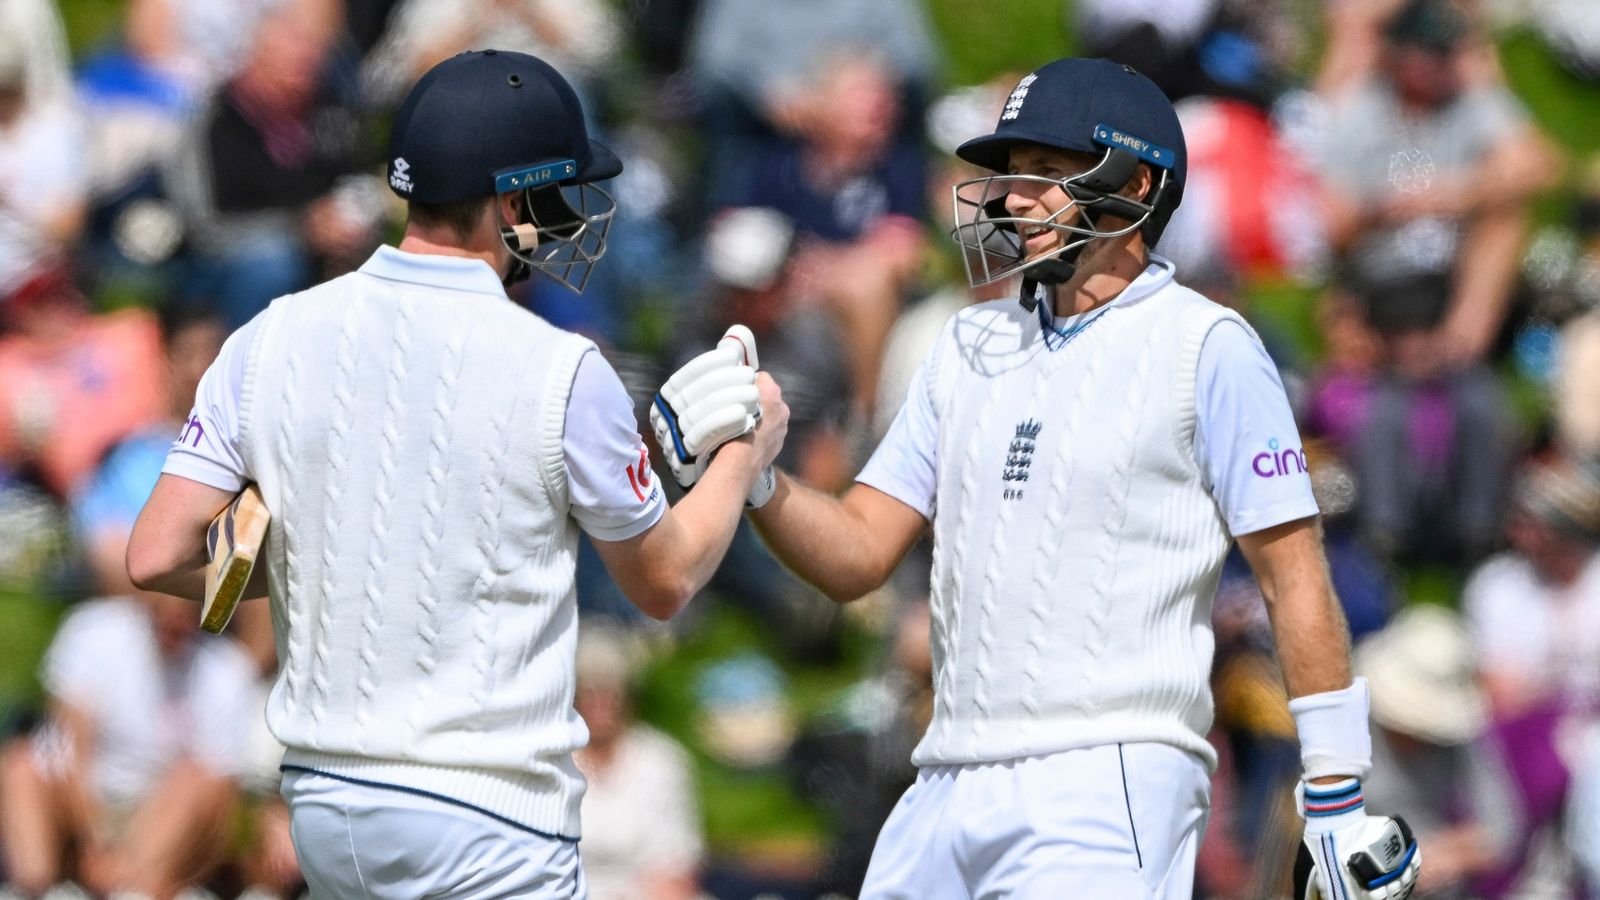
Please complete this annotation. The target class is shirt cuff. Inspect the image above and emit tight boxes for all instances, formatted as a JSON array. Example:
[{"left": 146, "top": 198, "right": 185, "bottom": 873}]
[
  {"left": 161, "top": 454, "right": 247, "bottom": 493},
  {"left": 1227, "top": 497, "right": 1320, "bottom": 537},
  {"left": 580, "top": 495, "right": 666, "bottom": 543}
]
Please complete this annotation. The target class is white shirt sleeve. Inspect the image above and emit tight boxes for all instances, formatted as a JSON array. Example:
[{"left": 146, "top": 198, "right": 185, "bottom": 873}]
[
  {"left": 161, "top": 316, "right": 259, "bottom": 492},
  {"left": 856, "top": 353, "right": 938, "bottom": 521},
  {"left": 1194, "top": 320, "right": 1320, "bottom": 536},
  {"left": 564, "top": 350, "right": 666, "bottom": 542}
]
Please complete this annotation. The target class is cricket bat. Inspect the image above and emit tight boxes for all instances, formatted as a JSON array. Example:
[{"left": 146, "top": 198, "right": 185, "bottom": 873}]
[{"left": 201, "top": 484, "right": 269, "bottom": 634}]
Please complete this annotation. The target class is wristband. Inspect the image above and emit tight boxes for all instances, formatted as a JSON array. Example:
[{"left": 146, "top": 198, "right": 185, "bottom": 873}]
[
  {"left": 1289, "top": 676, "right": 1373, "bottom": 781},
  {"left": 1298, "top": 776, "right": 1366, "bottom": 834},
  {"left": 746, "top": 466, "right": 776, "bottom": 509}
]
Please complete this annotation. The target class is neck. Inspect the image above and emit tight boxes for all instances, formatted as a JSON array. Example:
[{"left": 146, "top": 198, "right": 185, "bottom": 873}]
[
  {"left": 1048, "top": 238, "right": 1151, "bottom": 317},
  {"left": 397, "top": 225, "right": 506, "bottom": 276}
]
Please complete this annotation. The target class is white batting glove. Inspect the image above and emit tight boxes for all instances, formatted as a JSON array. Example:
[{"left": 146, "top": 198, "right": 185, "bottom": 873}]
[
  {"left": 1295, "top": 780, "right": 1421, "bottom": 900},
  {"left": 651, "top": 327, "right": 761, "bottom": 493}
]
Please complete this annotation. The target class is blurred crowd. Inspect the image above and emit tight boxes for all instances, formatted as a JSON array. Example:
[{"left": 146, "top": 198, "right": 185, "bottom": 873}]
[{"left": 0, "top": 0, "right": 1597, "bottom": 897}]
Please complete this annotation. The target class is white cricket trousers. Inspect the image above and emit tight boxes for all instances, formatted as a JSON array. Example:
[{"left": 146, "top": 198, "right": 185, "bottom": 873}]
[
  {"left": 281, "top": 769, "right": 586, "bottom": 899},
  {"left": 859, "top": 742, "right": 1210, "bottom": 899}
]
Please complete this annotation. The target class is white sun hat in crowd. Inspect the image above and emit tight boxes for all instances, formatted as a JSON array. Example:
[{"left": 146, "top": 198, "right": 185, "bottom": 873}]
[{"left": 1355, "top": 605, "right": 1489, "bottom": 746}]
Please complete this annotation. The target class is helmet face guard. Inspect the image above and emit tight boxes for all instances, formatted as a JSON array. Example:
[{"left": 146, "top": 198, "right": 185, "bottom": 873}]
[
  {"left": 495, "top": 160, "right": 617, "bottom": 292},
  {"left": 950, "top": 144, "right": 1172, "bottom": 291}
]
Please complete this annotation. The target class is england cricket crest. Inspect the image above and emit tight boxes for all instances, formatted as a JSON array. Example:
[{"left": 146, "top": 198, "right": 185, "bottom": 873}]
[{"left": 1002, "top": 418, "right": 1041, "bottom": 500}]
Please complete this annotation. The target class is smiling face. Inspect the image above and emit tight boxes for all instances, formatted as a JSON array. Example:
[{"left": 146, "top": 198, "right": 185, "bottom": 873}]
[
  {"left": 1001, "top": 145, "right": 1103, "bottom": 262},
  {"left": 1001, "top": 143, "right": 1155, "bottom": 263}
]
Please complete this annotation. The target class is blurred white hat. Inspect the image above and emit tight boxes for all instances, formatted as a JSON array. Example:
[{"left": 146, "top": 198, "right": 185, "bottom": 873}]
[
  {"left": 705, "top": 207, "right": 794, "bottom": 291},
  {"left": 575, "top": 624, "right": 642, "bottom": 694},
  {"left": 1356, "top": 605, "right": 1487, "bottom": 746}
]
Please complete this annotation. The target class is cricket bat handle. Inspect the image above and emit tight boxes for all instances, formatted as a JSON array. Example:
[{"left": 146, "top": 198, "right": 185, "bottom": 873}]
[{"left": 719, "top": 325, "right": 775, "bottom": 509}]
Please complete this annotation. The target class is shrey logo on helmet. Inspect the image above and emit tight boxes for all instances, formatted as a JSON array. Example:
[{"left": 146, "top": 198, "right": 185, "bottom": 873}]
[{"left": 389, "top": 157, "right": 412, "bottom": 194}]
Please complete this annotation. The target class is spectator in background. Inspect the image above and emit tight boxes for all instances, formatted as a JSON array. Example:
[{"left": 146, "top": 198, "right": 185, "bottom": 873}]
[
  {"left": 0, "top": 27, "right": 86, "bottom": 302},
  {"left": 1159, "top": 0, "right": 1328, "bottom": 287},
  {"left": 688, "top": 0, "right": 936, "bottom": 142},
  {"left": 1463, "top": 455, "right": 1600, "bottom": 895},
  {"left": 1309, "top": 0, "right": 1557, "bottom": 561},
  {"left": 165, "top": 0, "right": 382, "bottom": 329},
  {"left": 714, "top": 54, "right": 925, "bottom": 418},
  {"left": 362, "top": 0, "right": 620, "bottom": 107},
  {"left": 1316, "top": 0, "right": 1559, "bottom": 370},
  {"left": 573, "top": 628, "right": 703, "bottom": 900},
  {"left": 1075, "top": 0, "right": 1219, "bottom": 100},
  {"left": 0, "top": 266, "right": 165, "bottom": 497},
  {"left": 1356, "top": 605, "right": 1519, "bottom": 898},
  {"left": 788, "top": 600, "right": 930, "bottom": 896},
  {"left": 653, "top": 208, "right": 850, "bottom": 658},
  {"left": 0, "top": 591, "right": 257, "bottom": 898},
  {"left": 1324, "top": 269, "right": 1517, "bottom": 563},
  {"left": 70, "top": 303, "right": 225, "bottom": 598},
  {"left": 1465, "top": 456, "right": 1600, "bottom": 719}
]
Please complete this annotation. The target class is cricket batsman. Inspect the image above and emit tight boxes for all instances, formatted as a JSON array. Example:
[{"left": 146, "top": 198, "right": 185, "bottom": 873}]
[
  {"left": 656, "top": 58, "right": 1422, "bottom": 898},
  {"left": 127, "top": 50, "right": 787, "bottom": 896}
]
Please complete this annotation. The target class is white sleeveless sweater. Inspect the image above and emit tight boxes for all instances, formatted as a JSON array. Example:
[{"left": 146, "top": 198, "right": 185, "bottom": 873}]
[
  {"left": 916, "top": 278, "right": 1246, "bottom": 770},
  {"left": 238, "top": 271, "right": 594, "bottom": 838}
]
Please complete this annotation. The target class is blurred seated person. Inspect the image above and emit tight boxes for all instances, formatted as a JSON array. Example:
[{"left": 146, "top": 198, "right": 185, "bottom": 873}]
[
  {"left": 0, "top": 265, "right": 164, "bottom": 497},
  {"left": 573, "top": 627, "right": 703, "bottom": 900},
  {"left": 1461, "top": 455, "right": 1600, "bottom": 895},
  {"left": 1356, "top": 605, "right": 1519, "bottom": 898},
  {"left": 70, "top": 302, "right": 224, "bottom": 596},
  {"left": 1314, "top": 0, "right": 1560, "bottom": 374},
  {"left": 363, "top": 0, "right": 620, "bottom": 107},
  {"left": 687, "top": 0, "right": 937, "bottom": 142},
  {"left": 0, "top": 591, "right": 257, "bottom": 898},
  {"left": 789, "top": 600, "right": 930, "bottom": 895},
  {"left": 1464, "top": 455, "right": 1600, "bottom": 720},
  {"left": 165, "top": 1, "right": 382, "bottom": 330},
  {"left": 712, "top": 55, "right": 925, "bottom": 418},
  {"left": 0, "top": 28, "right": 87, "bottom": 300},
  {"left": 1307, "top": 269, "right": 1516, "bottom": 563}
]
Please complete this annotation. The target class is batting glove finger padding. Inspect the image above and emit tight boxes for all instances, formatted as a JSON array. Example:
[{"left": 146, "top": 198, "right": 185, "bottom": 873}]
[
  {"left": 1294, "top": 780, "right": 1421, "bottom": 900},
  {"left": 651, "top": 351, "right": 760, "bottom": 490}
]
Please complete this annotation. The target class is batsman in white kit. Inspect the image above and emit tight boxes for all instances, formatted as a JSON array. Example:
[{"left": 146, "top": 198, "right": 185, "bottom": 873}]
[
  {"left": 126, "top": 50, "right": 788, "bottom": 897},
  {"left": 660, "top": 57, "right": 1423, "bottom": 898}
]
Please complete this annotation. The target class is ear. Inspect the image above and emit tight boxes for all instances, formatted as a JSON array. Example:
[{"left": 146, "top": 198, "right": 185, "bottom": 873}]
[
  {"left": 496, "top": 191, "right": 539, "bottom": 251},
  {"left": 1120, "top": 163, "right": 1155, "bottom": 204}
]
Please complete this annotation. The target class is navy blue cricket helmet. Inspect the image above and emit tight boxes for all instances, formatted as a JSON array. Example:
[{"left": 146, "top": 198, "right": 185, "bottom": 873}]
[
  {"left": 387, "top": 49, "right": 622, "bottom": 291},
  {"left": 949, "top": 58, "right": 1187, "bottom": 300}
]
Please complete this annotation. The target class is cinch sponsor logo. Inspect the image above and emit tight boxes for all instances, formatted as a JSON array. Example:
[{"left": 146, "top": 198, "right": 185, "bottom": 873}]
[
  {"left": 1252, "top": 438, "right": 1306, "bottom": 478},
  {"left": 179, "top": 414, "right": 205, "bottom": 447}
]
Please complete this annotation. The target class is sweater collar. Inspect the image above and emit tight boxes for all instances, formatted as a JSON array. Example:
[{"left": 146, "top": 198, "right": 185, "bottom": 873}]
[
  {"left": 1038, "top": 254, "right": 1176, "bottom": 335},
  {"left": 358, "top": 245, "right": 507, "bottom": 297}
]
